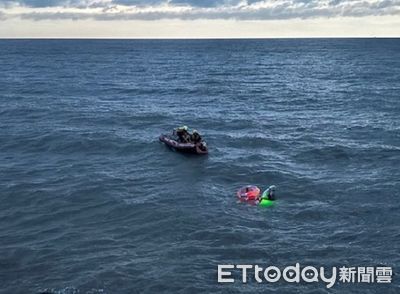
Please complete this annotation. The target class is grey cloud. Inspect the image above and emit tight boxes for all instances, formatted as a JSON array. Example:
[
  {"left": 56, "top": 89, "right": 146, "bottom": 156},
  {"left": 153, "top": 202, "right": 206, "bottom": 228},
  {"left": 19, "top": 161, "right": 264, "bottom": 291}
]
[
  {"left": 111, "top": 0, "right": 164, "bottom": 6},
  {"left": 3, "top": 0, "right": 67, "bottom": 7},
  {"left": 0, "top": 11, "right": 7, "bottom": 20},
  {"left": 0, "top": 0, "right": 87, "bottom": 7},
  {"left": 169, "top": 0, "right": 231, "bottom": 8},
  {"left": 1, "top": 0, "right": 400, "bottom": 21},
  {"left": 2, "top": 0, "right": 240, "bottom": 7}
]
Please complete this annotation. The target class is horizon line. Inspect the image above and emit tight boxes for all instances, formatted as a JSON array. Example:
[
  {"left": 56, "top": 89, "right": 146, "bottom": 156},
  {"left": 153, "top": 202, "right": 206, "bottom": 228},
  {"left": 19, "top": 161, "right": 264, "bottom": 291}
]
[{"left": 1, "top": 36, "right": 399, "bottom": 40}]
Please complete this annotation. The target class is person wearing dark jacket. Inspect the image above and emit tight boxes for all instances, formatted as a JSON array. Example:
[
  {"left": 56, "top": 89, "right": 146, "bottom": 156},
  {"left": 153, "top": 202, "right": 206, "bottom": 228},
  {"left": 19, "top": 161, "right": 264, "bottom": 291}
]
[
  {"left": 261, "top": 185, "right": 276, "bottom": 201},
  {"left": 191, "top": 130, "right": 202, "bottom": 144},
  {"left": 176, "top": 126, "right": 190, "bottom": 143}
]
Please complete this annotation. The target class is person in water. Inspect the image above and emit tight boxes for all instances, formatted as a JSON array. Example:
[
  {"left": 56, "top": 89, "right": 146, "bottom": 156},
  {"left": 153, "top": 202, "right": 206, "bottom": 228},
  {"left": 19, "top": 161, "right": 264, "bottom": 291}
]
[
  {"left": 191, "top": 130, "right": 202, "bottom": 144},
  {"left": 261, "top": 185, "right": 276, "bottom": 201},
  {"left": 176, "top": 126, "right": 190, "bottom": 143}
]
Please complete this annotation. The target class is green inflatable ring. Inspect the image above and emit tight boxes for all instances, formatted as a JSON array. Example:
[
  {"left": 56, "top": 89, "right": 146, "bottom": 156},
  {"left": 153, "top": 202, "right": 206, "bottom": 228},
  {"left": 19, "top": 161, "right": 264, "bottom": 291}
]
[
  {"left": 259, "top": 190, "right": 275, "bottom": 207},
  {"left": 259, "top": 199, "right": 275, "bottom": 207}
]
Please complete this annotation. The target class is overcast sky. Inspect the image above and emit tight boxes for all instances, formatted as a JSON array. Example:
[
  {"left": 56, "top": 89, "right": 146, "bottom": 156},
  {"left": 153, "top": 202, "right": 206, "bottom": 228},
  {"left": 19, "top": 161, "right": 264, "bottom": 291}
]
[{"left": 0, "top": 0, "right": 399, "bottom": 37}]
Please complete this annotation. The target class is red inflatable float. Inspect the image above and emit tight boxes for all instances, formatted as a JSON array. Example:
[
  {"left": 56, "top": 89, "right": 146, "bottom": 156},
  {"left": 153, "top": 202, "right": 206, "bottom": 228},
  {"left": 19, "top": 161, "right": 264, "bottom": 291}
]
[{"left": 237, "top": 185, "right": 260, "bottom": 201}]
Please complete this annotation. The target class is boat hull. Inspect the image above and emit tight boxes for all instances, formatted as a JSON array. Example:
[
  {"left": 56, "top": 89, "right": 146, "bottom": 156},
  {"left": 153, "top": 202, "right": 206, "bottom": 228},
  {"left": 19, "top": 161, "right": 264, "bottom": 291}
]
[{"left": 159, "top": 135, "right": 208, "bottom": 155}]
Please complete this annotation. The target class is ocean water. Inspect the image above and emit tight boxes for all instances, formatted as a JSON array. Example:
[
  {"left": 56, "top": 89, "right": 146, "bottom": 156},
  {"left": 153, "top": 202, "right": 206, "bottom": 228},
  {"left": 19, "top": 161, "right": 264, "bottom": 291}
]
[{"left": 0, "top": 39, "right": 399, "bottom": 294}]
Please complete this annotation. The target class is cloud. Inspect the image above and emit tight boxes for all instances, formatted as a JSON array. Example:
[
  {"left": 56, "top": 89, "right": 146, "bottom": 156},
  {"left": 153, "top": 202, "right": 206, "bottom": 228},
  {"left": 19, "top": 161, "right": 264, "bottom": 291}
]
[
  {"left": 0, "top": 11, "right": 7, "bottom": 20},
  {"left": 0, "top": 0, "right": 400, "bottom": 21},
  {"left": 2, "top": 0, "right": 240, "bottom": 7},
  {"left": 2, "top": 0, "right": 72, "bottom": 7}
]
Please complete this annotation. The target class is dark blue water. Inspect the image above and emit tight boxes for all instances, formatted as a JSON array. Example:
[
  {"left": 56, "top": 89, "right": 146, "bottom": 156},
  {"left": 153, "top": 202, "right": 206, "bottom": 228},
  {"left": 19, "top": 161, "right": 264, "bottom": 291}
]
[{"left": 1, "top": 39, "right": 399, "bottom": 294}]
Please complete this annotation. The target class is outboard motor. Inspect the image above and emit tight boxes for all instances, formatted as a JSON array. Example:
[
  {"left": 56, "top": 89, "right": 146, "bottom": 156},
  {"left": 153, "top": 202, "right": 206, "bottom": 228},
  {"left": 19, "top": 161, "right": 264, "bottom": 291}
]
[{"left": 199, "top": 142, "right": 207, "bottom": 151}]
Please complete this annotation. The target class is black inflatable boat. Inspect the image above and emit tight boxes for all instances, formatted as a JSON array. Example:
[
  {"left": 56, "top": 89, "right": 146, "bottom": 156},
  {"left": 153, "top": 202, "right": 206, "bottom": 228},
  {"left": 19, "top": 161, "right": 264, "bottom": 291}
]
[{"left": 159, "top": 134, "right": 208, "bottom": 155}]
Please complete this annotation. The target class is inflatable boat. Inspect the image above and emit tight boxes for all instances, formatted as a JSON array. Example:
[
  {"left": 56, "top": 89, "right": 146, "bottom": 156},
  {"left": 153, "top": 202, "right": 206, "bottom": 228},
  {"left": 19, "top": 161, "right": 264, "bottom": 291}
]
[{"left": 159, "top": 134, "right": 208, "bottom": 155}]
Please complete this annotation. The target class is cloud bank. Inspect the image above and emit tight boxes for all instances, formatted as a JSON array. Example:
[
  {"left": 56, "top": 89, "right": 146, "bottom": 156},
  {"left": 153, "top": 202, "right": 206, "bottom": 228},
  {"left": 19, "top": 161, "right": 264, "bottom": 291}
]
[{"left": 1, "top": 0, "right": 399, "bottom": 21}]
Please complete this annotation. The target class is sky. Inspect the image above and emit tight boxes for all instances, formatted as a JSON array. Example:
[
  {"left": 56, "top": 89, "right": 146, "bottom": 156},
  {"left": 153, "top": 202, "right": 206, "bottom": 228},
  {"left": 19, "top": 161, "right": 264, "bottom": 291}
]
[{"left": 0, "top": 0, "right": 399, "bottom": 38}]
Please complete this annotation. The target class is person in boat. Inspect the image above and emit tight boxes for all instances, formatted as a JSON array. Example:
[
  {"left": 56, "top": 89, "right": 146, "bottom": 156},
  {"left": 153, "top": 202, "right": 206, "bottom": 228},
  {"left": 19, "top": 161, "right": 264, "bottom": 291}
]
[
  {"left": 190, "top": 130, "right": 202, "bottom": 144},
  {"left": 176, "top": 126, "right": 190, "bottom": 143},
  {"left": 260, "top": 185, "right": 276, "bottom": 201}
]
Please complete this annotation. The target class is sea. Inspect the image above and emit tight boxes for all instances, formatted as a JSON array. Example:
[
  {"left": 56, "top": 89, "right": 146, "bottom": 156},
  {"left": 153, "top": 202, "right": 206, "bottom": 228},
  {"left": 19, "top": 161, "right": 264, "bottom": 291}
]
[{"left": 0, "top": 39, "right": 399, "bottom": 294}]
